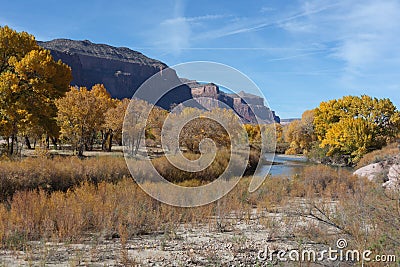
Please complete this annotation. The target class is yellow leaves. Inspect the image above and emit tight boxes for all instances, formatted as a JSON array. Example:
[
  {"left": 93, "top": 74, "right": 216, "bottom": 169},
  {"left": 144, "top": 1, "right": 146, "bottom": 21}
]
[
  {"left": 244, "top": 124, "right": 261, "bottom": 145},
  {"left": 0, "top": 26, "right": 37, "bottom": 71},
  {"left": 0, "top": 26, "right": 72, "bottom": 145},
  {"left": 56, "top": 85, "right": 114, "bottom": 151},
  {"left": 314, "top": 95, "right": 400, "bottom": 163},
  {"left": 104, "top": 98, "right": 130, "bottom": 135},
  {"left": 284, "top": 110, "right": 316, "bottom": 155},
  {"left": 322, "top": 117, "right": 375, "bottom": 162}
]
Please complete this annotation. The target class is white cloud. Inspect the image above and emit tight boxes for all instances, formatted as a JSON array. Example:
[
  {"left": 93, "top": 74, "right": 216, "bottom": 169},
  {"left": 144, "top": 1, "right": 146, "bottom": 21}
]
[
  {"left": 152, "top": 0, "right": 229, "bottom": 55},
  {"left": 283, "top": 0, "right": 400, "bottom": 72},
  {"left": 333, "top": 0, "right": 400, "bottom": 71},
  {"left": 279, "top": 21, "right": 316, "bottom": 33}
]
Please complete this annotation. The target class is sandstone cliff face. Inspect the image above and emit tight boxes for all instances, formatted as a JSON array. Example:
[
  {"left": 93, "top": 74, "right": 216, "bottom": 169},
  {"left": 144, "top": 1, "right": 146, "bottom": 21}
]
[
  {"left": 189, "top": 82, "right": 280, "bottom": 124},
  {"left": 38, "top": 39, "right": 279, "bottom": 121},
  {"left": 38, "top": 39, "right": 192, "bottom": 110}
]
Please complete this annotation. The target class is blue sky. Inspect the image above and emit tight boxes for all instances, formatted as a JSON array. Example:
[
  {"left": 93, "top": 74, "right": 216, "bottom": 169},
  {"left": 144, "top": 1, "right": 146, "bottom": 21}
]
[{"left": 1, "top": 0, "right": 400, "bottom": 118}]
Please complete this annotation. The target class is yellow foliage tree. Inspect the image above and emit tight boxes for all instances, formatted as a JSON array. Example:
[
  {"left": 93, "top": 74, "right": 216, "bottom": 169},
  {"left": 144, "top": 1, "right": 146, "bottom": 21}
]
[
  {"left": 145, "top": 106, "right": 168, "bottom": 146},
  {"left": 123, "top": 98, "right": 153, "bottom": 155},
  {"left": 55, "top": 85, "right": 112, "bottom": 156},
  {"left": 285, "top": 110, "right": 316, "bottom": 155},
  {"left": 104, "top": 98, "right": 130, "bottom": 151},
  {"left": 322, "top": 117, "right": 376, "bottom": 162},
  {"left": 314, "top": 95, "right": 400, "bottom": 164},
  {"left": 0, "top": 26, "right": 72, "bottom": 154}
]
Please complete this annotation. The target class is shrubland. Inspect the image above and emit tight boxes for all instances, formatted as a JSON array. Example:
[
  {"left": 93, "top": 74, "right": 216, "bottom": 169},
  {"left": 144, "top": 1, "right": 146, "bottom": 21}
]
[{"left": 0, "top": 155, "right": 398, "bottom": 261}]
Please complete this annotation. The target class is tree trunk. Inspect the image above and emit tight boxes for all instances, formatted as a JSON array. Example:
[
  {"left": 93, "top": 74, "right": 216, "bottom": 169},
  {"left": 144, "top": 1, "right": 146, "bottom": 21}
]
[
  {"left": 102, "top": 131, "right": 109, "bottom": 151},
  {"left": 9, "top": 134, "right": 14, "bottom": 155},
  {"left": 78, "top": 138, "right": 84, "bottom": 157},
  {"left": 108, "top": 133, "right": 113, "bottom": 152},
  {"left": 51, "top": 137, "right": 58, "bottom": 150},
  {"left": 25, "top": 136, "right": 32, "bottom": 149},
  {"left": 78, "top": 145, "right": 84, "bottom": 157},
  {"left": 46, "top": 136, "right": 50, "bottom": 149}
]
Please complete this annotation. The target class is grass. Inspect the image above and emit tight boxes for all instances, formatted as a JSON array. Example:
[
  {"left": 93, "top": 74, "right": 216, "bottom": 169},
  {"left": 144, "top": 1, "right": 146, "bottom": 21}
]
[
  {"left": 0, "top": 177, "right": 256, "bottom": 248},
  {"left": 0, "top": 148, "right": 261, "bottom": 202},
  {"left": 0, "top": 156, "right": 130, "bottom": 202},
  {"left": 356, "top": 142, "right": 399, "bottom": 168}
]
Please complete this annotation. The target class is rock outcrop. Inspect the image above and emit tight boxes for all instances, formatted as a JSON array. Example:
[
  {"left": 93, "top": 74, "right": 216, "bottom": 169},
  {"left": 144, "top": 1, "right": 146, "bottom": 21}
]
[
  {"left": 188, "top": 81, "right": 280, "bottom": 124},
  {"left": 38, "top": 39, "right": 192, "bottom": 110},
  {"left": 354, "top": 155, "right": 400, "bottom": 190}
]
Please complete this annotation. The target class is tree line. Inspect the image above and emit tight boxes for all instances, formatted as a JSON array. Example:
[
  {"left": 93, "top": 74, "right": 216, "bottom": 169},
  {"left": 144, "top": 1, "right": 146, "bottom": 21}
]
[
  {"left": 0, "top": 26, "right": 165, "bottom": 157},
  {"left": 245, "top": 96, "right": 400, "bottom": 166}
]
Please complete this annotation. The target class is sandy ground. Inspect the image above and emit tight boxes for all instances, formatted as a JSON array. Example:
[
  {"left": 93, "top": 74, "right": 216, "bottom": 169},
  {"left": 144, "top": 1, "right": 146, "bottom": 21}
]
[{"left": 0, "top": 210, "right": 336, "bottom": 266}]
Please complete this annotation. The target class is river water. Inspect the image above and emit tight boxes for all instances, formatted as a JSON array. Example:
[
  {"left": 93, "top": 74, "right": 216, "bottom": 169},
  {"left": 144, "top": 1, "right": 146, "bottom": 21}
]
[
  {"left": 258, "top": 153, "right": 354, "bottom": 177},
  {"left": 258, "top": 153, "right": 311, "bottom": 177}
]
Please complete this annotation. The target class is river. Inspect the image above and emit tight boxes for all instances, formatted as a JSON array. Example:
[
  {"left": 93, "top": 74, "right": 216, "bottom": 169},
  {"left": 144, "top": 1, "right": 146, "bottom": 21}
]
[
  {"left": 258, "top": 153, "right": 311, "bottom": 177},
  {"left": 258, "top": 153, "right": 354, "bottom": 177}
]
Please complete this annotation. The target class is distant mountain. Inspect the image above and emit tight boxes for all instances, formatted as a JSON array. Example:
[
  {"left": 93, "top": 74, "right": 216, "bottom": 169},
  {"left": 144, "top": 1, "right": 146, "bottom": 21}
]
[
  {"left": 38, "top": 39, "right": 192, "bottom": 110},
  {"left": 39, "top": 39, "right": 280, "bottom": 123},
  {"left": 280, "top": 118, "right": 300, "bottom": 125}
]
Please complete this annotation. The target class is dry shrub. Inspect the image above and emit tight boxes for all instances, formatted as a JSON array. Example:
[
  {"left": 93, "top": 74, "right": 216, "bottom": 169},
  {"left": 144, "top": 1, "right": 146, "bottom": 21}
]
[
  {"left": 257, "top": 165, "right": 399, "bottom": 259},
  {"left": 0, "top": 176, "right": 255, "bottom": 248},
  {"left": 248, "top": 176, "right": 292, "bottom": 211},
  {"left": 289, "top": 165, "right": 356, "bottom": 198},
  {"left": 0, "top": 155, "right": 398, "bottom": 259},
  {"left": 0, "top": 156, "right": 130, "bottom": 201},
  {"left": 152, "top": 149, "right": 259, "bottom": 184}
]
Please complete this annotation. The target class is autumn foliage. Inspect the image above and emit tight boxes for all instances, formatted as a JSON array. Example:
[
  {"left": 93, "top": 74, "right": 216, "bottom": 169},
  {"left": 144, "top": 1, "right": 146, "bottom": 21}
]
[
  {"left": 0, "top": 26, "right": 72, "bottom": 154},
  {"left": 282, "top": 95, "right": 400, "bottom": 165}
]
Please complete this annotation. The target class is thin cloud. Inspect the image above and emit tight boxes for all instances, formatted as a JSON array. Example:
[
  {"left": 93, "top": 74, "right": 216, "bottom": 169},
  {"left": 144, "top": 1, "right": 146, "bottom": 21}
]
[
  {"left": 129, "top": 46, "right": 326, "bottom": 51},
  {"left": 333, "top": 1, "right": 400, "bottom": 72},
  {"left": 162, "top": 14, "right": 229, "bottom": 25},
  {"left": 195, "top": 3, "right": 339, "bottom": 40},
  {"left": 267, "top": 51, "right": 327, "bottom": 62},
  {"left": 260, "top": 6, "right": 276, "bottom": 13}
]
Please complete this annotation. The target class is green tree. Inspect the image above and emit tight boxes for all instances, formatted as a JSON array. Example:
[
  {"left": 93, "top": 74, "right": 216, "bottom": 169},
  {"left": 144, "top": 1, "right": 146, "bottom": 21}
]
[{"left": 0, "top": 26, "right": 72, "bottom": 154}]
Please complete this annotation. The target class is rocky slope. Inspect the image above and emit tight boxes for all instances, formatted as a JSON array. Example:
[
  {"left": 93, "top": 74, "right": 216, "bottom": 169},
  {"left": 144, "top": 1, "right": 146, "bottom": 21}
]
[{"left": 38, "top": 39, "right": 192, "bottom": 110}]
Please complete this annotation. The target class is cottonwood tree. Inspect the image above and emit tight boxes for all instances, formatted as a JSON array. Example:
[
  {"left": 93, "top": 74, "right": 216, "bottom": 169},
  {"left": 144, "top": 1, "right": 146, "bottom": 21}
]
[
  {"left": 263, "top": 123, "right": 286, "bottom": 153},
  {"left": 90, "top": 84, "right": 114, "bottom": 150},
  {"left": 314, "top": 95, "right": 400, "bottom": 164},
  {"left": 285, "top": 110, "right": 317, "bottom": 155},
  {"left": 104, "top": 98, "right": 130, "bottom": 151},
  {"left": 123, "top": 98, "right": 153, "bottom": 156},
  {"left": 163, "top": 107, "right": 242, "bottom": 154},
  {"left": 0, "top": 26, "right": 72, "bottom": 154},
  {"left": 55, "top": 85, "right": 112, "bottom": 156},
  {"left": 145, "top": 106, "right": 168, "bottom": 147}
]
